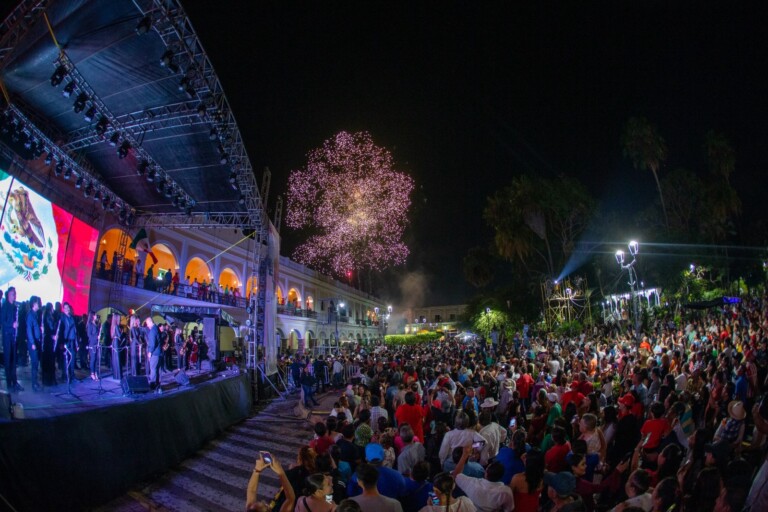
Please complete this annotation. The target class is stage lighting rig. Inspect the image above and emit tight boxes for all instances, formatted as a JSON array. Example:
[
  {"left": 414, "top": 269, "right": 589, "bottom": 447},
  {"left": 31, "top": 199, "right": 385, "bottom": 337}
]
[
  {"left": 73, "top": 93, "right": 88, "bottom": 114},
  {"left": 63, "top": 167, "right": 72, "bottom": 180},
  {"left": 93, "top": 189, "right": 101, "bottom": 202},
  {"left": 95, "top": 117, "right": 109, "bottom": 137},
  {"left": 239, "top": 194, "right": 245, "bottom": 206},
  {"left": 101, "top": 194, "right": 110, "bottom": 209},
  {"left": 83, "top": 105, "right": 97, "bottom": 122},
  {"left": 137, "top": 160, "right": 149, "bottom": 176},
  {"left": 209, "top": 127, "right": 218, "bottom": 141},
  {"left": 54, "top": 160, "right": 64, "bottom": 176},
  {"left": 108, "top": 132, "right": 120, "bottom": 147},
  {"left": 229, "top": 171, "right": 237, "bottom": 189},
  {"left": 62, "top": 81, "right": 75, "bottom": 98},
  {"left": 156, "top": 179, "right": 165, "bottom": 194},
  {"left": 135, "top": 15, "right": 152, "bottom": 35},
  {"left": 160, "top": 49, "right": 174, "bottom": 67},
  {"left": 50, "top": 65, "right": 67, "bottom": 87},
  {"left": 75, "top": 176, "right": 83, "bottom": 189},
  {"left": 45, "top": 152, "right": 54, "bottom": 166},
  {"left": 83, "top": 182, "right": 93, "bottom": 198},
  {"left": 117, "top": 140, "right": 131, "bottom": 159},
  {"left": 146, "top": 168, "right": 156, "bottom": 182}
]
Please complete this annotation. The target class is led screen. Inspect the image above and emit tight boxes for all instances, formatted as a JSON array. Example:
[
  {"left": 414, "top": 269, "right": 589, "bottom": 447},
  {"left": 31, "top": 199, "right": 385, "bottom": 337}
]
[{"left": 0, "top": 169, "right": 99, "bottom": 314}]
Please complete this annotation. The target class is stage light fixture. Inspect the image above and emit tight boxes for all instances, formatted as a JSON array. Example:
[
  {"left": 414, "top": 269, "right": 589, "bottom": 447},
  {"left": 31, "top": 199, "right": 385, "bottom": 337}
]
[
  {"left": 164, "top": 183, "right": 173, "bottom": 198},
  {"left": 125, "top": 210, "right": 135, "bottom": 226},
  {"left": 117, "top": 140, "right": 131, "bottom": 159},
  {"left": 83, "top": 183, "right": 93, "bottom": 198},
  {"left": 33, "top": 143, "right": 44, "bottom": 159},
  {"left": 146, "top": 168, "right": 156, "bottom": 182},
  {"left": 238, "top": 194, "right": 245, "bottom": 205},
  {"left": 209, "top": 127, "right": 218, "bottom": 141},
  {"left": 75, "top": 176, "right": 83, "bottom": 189},
  {"left": 135, "top": 15, "right": 152, "bottom": 35},
  {"left": 220, "top": 153, "right": 229, "bottom": 165},
  {"left": 229, "top": 171, "right": 237, "bottom": 189},
  {"left": 108, "top": 132, "right": 120, "bottom": 146},
  {"left": 156, "top": 179, "right": 165, "bottom": 194},
  {"left": 95, "top": 117, "right": 109, "bottom": 137},
  {"left": 137, "top": 160, "right": 149, "bottom": 176},
  {"left": 93, "top": 189, "right": 101, "bottom": 201},
  {"left": 119, "top": 208, "right": 127, "bottom": 222},
  {"left": 197, "top": 104, "right": 207, "bottom": 117},
  {"left": 62, "top": 81, "right": 76, "bottom": 98},
  {"left": 184, "top": 204, "right": 193, "bottom": 215},
  {"left": 63, "top": 167, "right": 72, "bottom": 180},
  {"left": 160, "top": 49, "right": 174, "bottom": 67},
  {"left": 184, "top": 83, "right": 195, "bottom": 99},
  {"left": 101, "top": 195, "right": 110, "bottom": 209},
  {"left": 50, "top": 65, "right": 67, "bottom": 87},
  {"left": 108, "top": 200, "right": 117, "bottom": 212},
  {"left": 83, "top": 105, "right": 97, "bottom": 122},
  {"left": 73, "top": 93, "right": 88, "bottom": 114},
  {"left": 167, "top": 62, "right": 180, "bottom": 74},
  {"left": 45, "top": 152, "right": 54, "bottom": 166},
  {"left": 54, "top": 160, "right": 63, "bottom": 176}
]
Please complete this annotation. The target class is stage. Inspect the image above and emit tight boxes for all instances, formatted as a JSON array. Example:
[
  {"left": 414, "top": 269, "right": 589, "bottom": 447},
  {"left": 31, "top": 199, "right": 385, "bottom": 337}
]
[{"left": 0, "top": 362, "right": 253, "bottom": 512}]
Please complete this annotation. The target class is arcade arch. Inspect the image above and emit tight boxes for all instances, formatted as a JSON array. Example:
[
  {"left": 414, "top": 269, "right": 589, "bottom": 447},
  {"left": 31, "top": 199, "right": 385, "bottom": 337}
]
[
  {"left": 185, "top": 257, "right": 211, "bottom": 286},
  {"left": 149, "top": 243, "right": 178, "bottom": 280},
  {"left": 219, "top": 267, "right": 240, "bottom": 294}
]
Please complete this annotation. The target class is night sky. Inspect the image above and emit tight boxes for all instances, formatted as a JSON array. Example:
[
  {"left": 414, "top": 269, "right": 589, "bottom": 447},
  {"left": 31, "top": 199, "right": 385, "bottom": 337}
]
[{"left": 122, "top": 3, "right": 768, "bottom": 304}]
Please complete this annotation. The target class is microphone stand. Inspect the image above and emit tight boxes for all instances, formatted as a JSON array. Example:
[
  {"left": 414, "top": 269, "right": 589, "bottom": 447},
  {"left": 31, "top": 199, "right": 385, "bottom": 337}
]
[{"left": 55, "top": 342, "right": 80, "bottom": 400}]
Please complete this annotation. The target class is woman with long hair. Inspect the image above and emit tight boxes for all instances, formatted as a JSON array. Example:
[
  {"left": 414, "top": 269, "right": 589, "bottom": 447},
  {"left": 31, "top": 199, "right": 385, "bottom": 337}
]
[
  {"left": 418, "top": 472, "right": 476, "bottom": 512},
  {"left": 129, "top": 315, "right": 143, "bottom": 376},
  {"left": 652, "top": 477, "right": 680, "bottom": 512},
  {"left": 41, "top": 303, "right": 57, "bottom": 386},
  {"left": 294, "top": 473, "right": 336, "bottom": 512},
  {"left": 510, "top": 448, "right": 545, "bottom": 512},
  {"left": 110, "top": 313, "right": 123, "bottom": 379}
]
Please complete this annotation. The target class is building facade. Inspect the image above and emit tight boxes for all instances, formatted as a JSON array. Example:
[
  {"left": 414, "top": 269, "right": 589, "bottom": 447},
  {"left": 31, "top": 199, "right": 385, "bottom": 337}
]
[{"left": 403, "top": 304, "right": 467, "bottom": 335}]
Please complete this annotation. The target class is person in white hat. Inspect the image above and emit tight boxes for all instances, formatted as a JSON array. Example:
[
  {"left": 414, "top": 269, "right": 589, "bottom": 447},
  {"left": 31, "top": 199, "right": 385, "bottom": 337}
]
[
  {"left": 714, "top": 400, "right": 746, "bottom": 451},
  {"left": 478, "top": 404, "right": 506, "bottom": 464}
]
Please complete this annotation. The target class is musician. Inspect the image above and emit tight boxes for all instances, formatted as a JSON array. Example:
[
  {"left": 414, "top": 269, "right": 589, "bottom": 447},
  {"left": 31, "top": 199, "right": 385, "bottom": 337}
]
[
  {"left": 42, "top": 303, "right": 57, "bottom": 386},
  {"left": 26, "top": 296, "right": 42, "bottom": 392},
  {"left": 158, "top": 323, "right": 170, "bottom": 372},
  {"left": 1, "top": 287, "right": 22, "bottom": 392},
  {"left": 129, "top": 315, "right": 144, "bottom": 376},
  {"left": 110, "top": 314, "right": 123, "bottom": 379},
  {"left": 174, "top": 325, "right": 188, "bottom": 371},
  {"left": 99, "top": 313, "right": 113, "bottom": 370},
  {"left": 87, "top": 311, "right": 100, "bottom": 381},
  {"left": 145, "top": 316, "right": 162, "bottom": 392},
  {"left": 56, "top": 302, "right": 78, "bottom": 383}
]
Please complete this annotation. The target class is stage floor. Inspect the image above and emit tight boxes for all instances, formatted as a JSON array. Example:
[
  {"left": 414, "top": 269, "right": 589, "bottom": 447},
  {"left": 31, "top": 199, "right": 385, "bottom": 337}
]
[{"left": 2, "top": 359, "right": 227, "bottom": 419}]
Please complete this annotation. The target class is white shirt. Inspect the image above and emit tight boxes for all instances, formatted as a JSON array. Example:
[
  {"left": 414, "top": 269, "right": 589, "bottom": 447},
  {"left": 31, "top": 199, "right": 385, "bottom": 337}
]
[
  {"left": 439, "top": 429, "right": 486, "bottom": 463},
  {"left": 419, "top": 496, "right": 477, "bottom": 512},
  {"left": 478, "top": 421, "right": 507, "bottom": 464},
  {"left": 455, "top": 474, "right": 514, "bottom": 512}
]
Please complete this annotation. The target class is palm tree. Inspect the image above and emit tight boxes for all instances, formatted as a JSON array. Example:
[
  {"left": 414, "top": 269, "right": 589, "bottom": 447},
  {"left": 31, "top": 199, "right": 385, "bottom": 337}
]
[
  {"left": 622, "top": 117, "right": 669, "bottom": 230},
  {"left": 463, "top": 247, "right": 495, "bottom": 288}
]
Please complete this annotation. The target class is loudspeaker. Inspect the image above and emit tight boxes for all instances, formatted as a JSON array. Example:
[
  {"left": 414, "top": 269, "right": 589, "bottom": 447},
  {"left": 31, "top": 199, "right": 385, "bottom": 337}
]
[
  {"left": 122, "top": 375, "right": 150, "bottom": 394},
  {"left": 175, "top": 370, "right": 190, "bottom": 386}
]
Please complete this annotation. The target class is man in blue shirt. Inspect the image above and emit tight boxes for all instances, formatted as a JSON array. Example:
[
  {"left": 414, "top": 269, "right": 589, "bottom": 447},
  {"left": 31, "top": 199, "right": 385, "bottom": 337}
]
[
  {"left": 347, "top": 443, "right": 405, "bottom": 499},
  {"left": 145, "top": 316, "right": 162, "bottom": 393}
]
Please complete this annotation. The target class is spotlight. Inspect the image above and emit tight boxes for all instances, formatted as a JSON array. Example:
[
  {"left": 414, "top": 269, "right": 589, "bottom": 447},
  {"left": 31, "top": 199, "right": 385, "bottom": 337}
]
[
  {"left": 83, "top": 182, "right": 93, "bottom": 198},
  {"left": 615, "top": 250, "right": 625, "bottom": 266},
  {"left": 23, "top": 136, "right": 32, "bottom": 149},
  {"left": 101, "top": 194, "right": 110, "bottom": 209},
  {"left": 46, "top": 152, "right": 54, "bottom": 166},
  {"left": 73, "top": 93, "right": 88, "bottom": 114},
  {"left": 160, "top": 49, "right": 174, "bottom": 67},
  {"left": 125, "top": 209, "right": 135, "bottom": 226},
  {"left": 108, "top": 200, "right": 117, "bottom": 212},
  {"left": 229, "top": 171, "right": 237, "bottom": 188},
  {"left": 50, "top": 65, "right": 67, "bottom": 87},
  {"left": 238, "top": 193, "right": 245, "bottom": 205},
  {"left": 197, "top": 104, "right": 207, "bottom": 117},
  {"left": 119, "top": 208, "right": 127, "bottom": 222},
  {"left": 63, "top": 167, "right": 72, "bottom": 180},
  {"left": 184, "top": 204, "right": 193, "bottom": 215},
  {"left": 32, "top": 143, "right": 44, "bottom": 159},
  {"left": 117, "top": 140, "right": 131, "bottom": 159},
  {"left": 54, "top": 160, "right": 64, "bottom": 176},
  {"left": 135, "top": 15, "right": 152, "bottom": 35},
  {"left": 108, "top": 132, "right": 120, "bottom": 146},
  {"left": 95, "top": 117, "right": 109, "bottom": 137},
  {"left": 220, "top": 153, "right": 229, "bottom": 165},
  {"left": 137, "top": 160, "right": 149, "bottom": 176},
  {"left": 209, "top": 127, "right": 218, "bottom": 141},
  {"left": 75, "top": 176, "right": 83, "bottom": 189},
  {"left": 171, "top": 194, "right": 180, "bottom": 207},
  {"left": 146, "top": 168, "right": 156, "bottom": 182},
  {"left": 164, "top": 182, "right": 173, "bottom": 198},
  {"left": 167, "top": 62, "right": 180, "bottom": 74},
  {"left": 178, "top": 76, "right": 188, "bottom": 92},
  {"left": 93, "top": 189, "right": 101, "bottom": 201},
  {"left": 184, "top": 83, "right": 195, "bottom": 99},
  {"left": 156, "top": 179, "right": 165, "bottom": 194},
  {"left": 62, "top": 81, "right": 76, "bottom": 98},
  {"left": 83, "top": 105, "right": 97, "bottom": 122}
]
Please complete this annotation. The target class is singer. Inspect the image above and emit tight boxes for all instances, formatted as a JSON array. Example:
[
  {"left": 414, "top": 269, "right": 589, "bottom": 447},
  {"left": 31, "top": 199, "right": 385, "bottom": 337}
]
[{"left": 1, "top": 287, "right": 23, "bottom": 392}]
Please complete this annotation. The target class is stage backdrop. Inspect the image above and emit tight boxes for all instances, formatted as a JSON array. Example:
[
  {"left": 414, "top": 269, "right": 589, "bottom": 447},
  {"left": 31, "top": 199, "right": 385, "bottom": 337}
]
[{"left": 0, "top": 169, "right": 99, "bottom": 313}]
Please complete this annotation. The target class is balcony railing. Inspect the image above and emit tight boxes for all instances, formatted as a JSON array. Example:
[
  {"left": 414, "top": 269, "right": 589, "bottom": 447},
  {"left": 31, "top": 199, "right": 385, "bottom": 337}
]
[
  {"left": 93, "top": 263, "right": 247, "bottom": 308},
  {"left": 276, "top": 304, "right": 318, "bottom": 319}
]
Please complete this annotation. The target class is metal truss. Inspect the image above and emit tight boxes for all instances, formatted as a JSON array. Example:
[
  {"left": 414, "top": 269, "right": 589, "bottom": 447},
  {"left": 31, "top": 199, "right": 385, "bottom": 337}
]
[
  {"left": 63, "top": 101, "right": 206, "bottom": 152},
  {"left": 132, "top": 211, "right": 255, "bottom": 229},
  {"left": 3, "top": 102, "right": 133, "bottom": 213},
  {"left": 0, "top": 0, "right": 49, "bottom": 71},
  {"left": 53, "top": 51, "right": 196, "bottom": 212},
  {"left": 145, "top": 0, "right": 266, "bottom": 231}
]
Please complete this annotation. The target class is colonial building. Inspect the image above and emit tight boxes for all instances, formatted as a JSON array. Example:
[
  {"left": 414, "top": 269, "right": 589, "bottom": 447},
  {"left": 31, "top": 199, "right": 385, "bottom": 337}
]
[{"left": 403, "top": 304, "right": 467, "bottom": 335}]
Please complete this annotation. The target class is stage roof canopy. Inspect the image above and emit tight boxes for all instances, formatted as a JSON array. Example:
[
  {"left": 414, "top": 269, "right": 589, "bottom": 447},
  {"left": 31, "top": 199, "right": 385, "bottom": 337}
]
[{"left": 0, "top": 0, "right": 265, "bottom": 227}]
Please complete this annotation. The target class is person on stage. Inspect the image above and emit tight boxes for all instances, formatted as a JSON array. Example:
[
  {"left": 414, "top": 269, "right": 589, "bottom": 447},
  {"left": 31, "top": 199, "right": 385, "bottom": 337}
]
[
  {"left": 87, "top": 311, "right": 100, "bottom": 381},
  {"left": 56, "top": 302, "right": 78, "bottom": 383},
  {"left": 174, "top": 325, "right": 188, "bottom": 372},
  {"left": 1, "top": 287, "right": 23, "bottom": 392},
  {"left": 110, "top": 313, "right": 123, "bottom": 380},
  {"left": 129, "top": 315, "right": 143, "bottom": 376},
  {"left": 99, "top": 313, "right": 113, "bottom": 370},
  {"left": 41, "top": 302, "right": 57, "bottom": 386},
  {"left": 26, "top": 296, "right": 42, "bottom": 392},
  {"left": 145, "top": 316, "right": 162, "bottom": 393},
  {"left": 76, "top": 313, "right": 88, "bottom": 370}
]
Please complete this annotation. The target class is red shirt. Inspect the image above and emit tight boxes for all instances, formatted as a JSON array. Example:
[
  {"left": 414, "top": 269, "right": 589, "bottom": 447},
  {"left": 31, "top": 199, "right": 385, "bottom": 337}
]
[
  {"left": 309, "top": 435, "right": 334, "bottom": 455},
  {"left": 561, "top": 390, "right": 585, "bottom": 410},
  {"left": 517, "top": 374, "right": 535, "bottom": 399},
  {"left": 545, "top": 441, "right": 572, "bottom": 472},
  {"left": 579, "top": 381, "right": 594, "bottom": 397},
  {"left": 640, "top": 417, "right": 671, "bottom": 450},
  {"left": 395, "top": 403, "right": 425, "bottom": 441}
]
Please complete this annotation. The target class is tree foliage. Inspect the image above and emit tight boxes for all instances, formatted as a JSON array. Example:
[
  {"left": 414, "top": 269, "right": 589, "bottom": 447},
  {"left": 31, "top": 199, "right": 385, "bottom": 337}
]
[{"left": 622, "top": 117, "right": 669, "bottom": 229}]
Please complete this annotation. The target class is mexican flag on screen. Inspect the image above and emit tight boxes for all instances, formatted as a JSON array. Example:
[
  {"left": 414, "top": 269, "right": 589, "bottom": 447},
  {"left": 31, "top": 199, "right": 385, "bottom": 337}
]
[{"left": 130, "top": 228, "right": 158, "bottom": 264}]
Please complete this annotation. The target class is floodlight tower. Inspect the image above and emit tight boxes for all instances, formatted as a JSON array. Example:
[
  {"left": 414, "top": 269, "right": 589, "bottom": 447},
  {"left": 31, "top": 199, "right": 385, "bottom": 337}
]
[{"left": 616, "top": 240, "right": 641, "bottom": 343}]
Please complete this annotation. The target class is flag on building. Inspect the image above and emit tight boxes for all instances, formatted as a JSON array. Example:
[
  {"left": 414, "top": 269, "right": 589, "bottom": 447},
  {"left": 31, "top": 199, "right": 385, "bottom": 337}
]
[{"left": 130, "top": 228, "right": 158, "bottom": 264}]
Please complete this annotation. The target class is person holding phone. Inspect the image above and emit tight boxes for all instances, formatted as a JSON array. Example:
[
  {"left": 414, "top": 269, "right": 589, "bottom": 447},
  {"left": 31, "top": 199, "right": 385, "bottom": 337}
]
[
  {"left": 417, "top": 472, "right": 476, "bottom": 512},
  {"left": 246, "top": 452, "right": 295, "bottom": 512}
]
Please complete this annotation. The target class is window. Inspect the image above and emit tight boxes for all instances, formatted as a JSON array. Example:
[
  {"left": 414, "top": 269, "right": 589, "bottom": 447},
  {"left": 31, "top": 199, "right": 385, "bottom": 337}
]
[
  {"left": 434, "top": 315, "right": 441, "bottom": 322},
  {"left": 449, "top": 314, "right": 456, "bottom": 321}
]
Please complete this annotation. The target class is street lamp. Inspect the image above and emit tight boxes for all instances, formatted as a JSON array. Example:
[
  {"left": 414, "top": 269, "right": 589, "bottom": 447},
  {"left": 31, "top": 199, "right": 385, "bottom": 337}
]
[{"left": 616, "top": 240, "right": 641, "bottom": 343}]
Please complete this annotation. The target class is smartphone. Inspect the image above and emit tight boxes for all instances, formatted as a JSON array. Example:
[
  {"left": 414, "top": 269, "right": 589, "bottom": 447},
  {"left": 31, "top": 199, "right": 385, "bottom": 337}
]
[
  {"left": 472, "top": 440, "right": 485, "bottom": 449},
  {"left": 641, "top": 433, "right": 652, "bottom": 448},
  {"left": 621, "top": 451, "right": 633, "bottom": 464},
  {"left": 428, "top": 491, "right": 440, "bottom": 506},
  {"left": 509, "top": 418, "right": 517, "bottom": 428},
  {"left": 325, "top": 494, "right": 333, "bottom": 504},
  {"left": 260, "top": 451, "right": 272, "bottom": 465}
]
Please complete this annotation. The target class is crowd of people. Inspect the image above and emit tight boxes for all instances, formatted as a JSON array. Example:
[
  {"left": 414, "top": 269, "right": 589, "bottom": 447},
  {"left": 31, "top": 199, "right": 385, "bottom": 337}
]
[
  {"left": 1, "top": 286, "right": 208, "bottom": 394},
  {"left": 248, "top": 295, "right": 768, "bottom": 512}
]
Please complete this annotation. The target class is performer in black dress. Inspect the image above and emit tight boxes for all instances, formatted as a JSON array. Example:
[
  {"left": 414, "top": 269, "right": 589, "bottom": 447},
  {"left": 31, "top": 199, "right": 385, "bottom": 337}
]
[
  {"left": 1, "top": 287, "right": 22, "bottom": 391},
  {"left": 129, "top": 315, "right": 143, "bottom": 376},
  {"left": 41, "top": 303, "right": 57, "bottom": 386},
  {"left": 56, "top": 302, "right": 78, "bottom": 382},
  {"left": 86, "top": 311, "right": 100, "bottom": 381},
  {"left": 26, "top": 296, "right": 42, "bottom": 392},
  {"left": 110, "top": 314, "right": 123, "bottom": 379}
]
